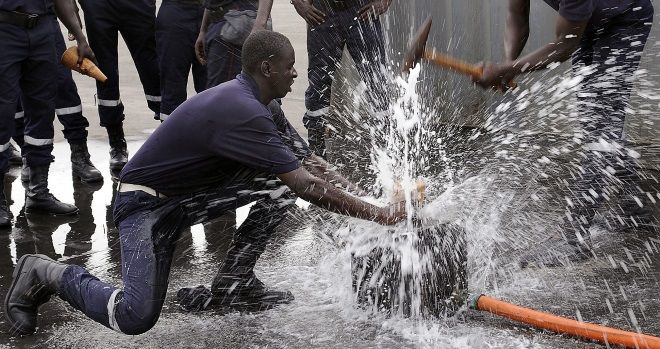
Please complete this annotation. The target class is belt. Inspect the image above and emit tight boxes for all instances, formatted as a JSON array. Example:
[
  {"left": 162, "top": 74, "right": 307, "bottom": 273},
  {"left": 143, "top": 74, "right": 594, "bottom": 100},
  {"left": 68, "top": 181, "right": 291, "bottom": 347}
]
[
  {"left": 118, "top": 182, "right": 168, "bottom": 199},
  {"left": 163, "top": 0, "right": 203, "bottom": 6},
  {"left": 0, "top": 10, "right": 41, "bottom": 29}
]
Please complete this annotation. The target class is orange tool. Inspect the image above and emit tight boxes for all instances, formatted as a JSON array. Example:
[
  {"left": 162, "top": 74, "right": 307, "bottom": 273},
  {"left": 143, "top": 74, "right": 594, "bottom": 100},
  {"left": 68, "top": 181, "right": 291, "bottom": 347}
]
[
  {"left": 61, "top": 46, "right": 107, "bottom": 83},
  {"left": 470, "top": 294, "right": 660, "bottom": 349}
]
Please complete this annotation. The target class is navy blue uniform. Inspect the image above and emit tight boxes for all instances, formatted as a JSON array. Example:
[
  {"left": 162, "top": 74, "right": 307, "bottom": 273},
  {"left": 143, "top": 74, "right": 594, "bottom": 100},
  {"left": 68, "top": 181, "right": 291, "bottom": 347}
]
[
  {"left": 57, "top": 73, "right": 310, "bottom": 334},
  {"left": 0, "top": 1, "right": 58, "bottom": 172},
  {"left": 156, "top": 0, "right": 207, "bottom": 120},
  {"left": 543, "top": 0, "right": 654, "bottom": 239},
  {"left": 14, "top": 17, "right": 91, "bottom": 147},
  {"left": 302, "top": 0, "right": 387, "bottom": 156},
  {"left": 203, "top": 0, "right": 258, "bottom": 87},
  {"left": 78, "top": 0, "right": 161, "bottom": 124}
]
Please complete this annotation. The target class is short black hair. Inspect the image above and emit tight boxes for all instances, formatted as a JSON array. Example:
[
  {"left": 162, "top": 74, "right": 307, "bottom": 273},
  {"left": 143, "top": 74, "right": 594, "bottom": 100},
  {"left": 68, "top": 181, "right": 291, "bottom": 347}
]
[{"left": 241, "top": 31, "right": 292, "bottom": 73}]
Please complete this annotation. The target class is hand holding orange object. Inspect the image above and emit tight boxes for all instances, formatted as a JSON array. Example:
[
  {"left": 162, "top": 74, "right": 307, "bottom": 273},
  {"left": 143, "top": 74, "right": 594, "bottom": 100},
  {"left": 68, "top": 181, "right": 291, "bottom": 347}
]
[{"left": 61, "top": 46, "right": 107, "bottom": 83}]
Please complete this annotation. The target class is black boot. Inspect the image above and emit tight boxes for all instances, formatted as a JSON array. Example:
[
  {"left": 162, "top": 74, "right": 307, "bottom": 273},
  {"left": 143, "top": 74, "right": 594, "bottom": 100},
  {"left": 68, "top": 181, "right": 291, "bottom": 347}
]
[
  {"left": 107, "top": 125, "right": 128, "bottom": 172},
  {"left": 25, "top": 165, "right": 78, "bottom": 216},
  {"left": 4, "top": 254, "right": 69, "bottom": 335},
  {"left": 70, "top": 143, "right": 103, "bottom": 183},
  {"left": 0, "top": 174, "right": 10, "bottom": 228},
  {"left": 211, "top": 271, "right": 294, "bottom": 309},
  {"left": 8, "top": 143, "right": 22, "bottom": 166}
]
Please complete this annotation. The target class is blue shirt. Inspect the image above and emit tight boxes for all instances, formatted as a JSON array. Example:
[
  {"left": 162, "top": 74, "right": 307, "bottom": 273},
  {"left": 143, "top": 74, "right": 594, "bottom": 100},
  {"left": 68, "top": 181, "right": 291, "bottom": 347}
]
[
  {"left": 542, "top": 0, "right": 640, "bottom": 31},
  {"left": 120, "top": 73, "right": 311, "bottom": 196},
  {"left": 0, "top": 0, "right": 54, "bottom": 15}
]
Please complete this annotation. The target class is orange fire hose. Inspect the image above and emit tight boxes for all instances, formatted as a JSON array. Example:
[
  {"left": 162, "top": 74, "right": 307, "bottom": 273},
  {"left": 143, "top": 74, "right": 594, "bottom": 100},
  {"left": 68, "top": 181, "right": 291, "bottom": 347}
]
[{"left": 469, "top": 294, "right": 660, "bottom": 349}]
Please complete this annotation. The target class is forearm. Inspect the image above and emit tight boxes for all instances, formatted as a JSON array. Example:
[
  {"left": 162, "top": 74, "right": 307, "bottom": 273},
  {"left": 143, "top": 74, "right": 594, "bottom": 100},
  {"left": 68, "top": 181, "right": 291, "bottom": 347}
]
[
  {"left": 303, "top": 155, "right": 368, "bottom": 196},
  {"left": 295, "top": 177, "right": 383, "bottom": 222},
  {"left": 504, "top": 0, "right": 530, "bottom": 61},
  {"left": 505, "top": 36, "right": 577, "bottom": 75},
  {"left": 254, "top": 0, "right": 273, "bottom": 30},
  {"left": 54, "top": 0, "right": 86, "bottom": 41},
  {"left": 199, "top": 8, "right": 210, "bottom": 35}
]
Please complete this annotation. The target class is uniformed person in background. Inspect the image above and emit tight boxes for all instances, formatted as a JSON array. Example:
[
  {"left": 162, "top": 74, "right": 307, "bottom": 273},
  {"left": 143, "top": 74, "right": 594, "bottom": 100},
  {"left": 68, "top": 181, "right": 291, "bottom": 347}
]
[
  {"left": 77, "top": 0, "right": 161, "bottom": 173},
  {"left": 195, "top": 0, "right": 274, "bottom": 88},
  {"left": 0, "top": 0, "right": 95, "bottom": 227},
  {"left": 156, "top": 0, "right": 207, "bottom": 121},
  {"left": 475, "top": 0, "right": 654, "bottom": 266},
  {"left": 13, "top": 12, "right": 103, "bottom": 185},
  {"left": 291, "top": 0, "right": 391, "bottom": 157}
]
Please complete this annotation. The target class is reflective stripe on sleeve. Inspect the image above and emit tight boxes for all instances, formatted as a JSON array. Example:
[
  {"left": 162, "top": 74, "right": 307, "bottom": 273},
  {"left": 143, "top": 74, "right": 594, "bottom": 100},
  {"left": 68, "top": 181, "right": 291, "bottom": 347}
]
[
  {"left": 14, "top": 111, "right": 24, "bottom": 119},
  {"left": 0, "top": 142, "right": 10, "bottom": 152},
  {"left": 107, "top": 289, "right": 122, "bottom": 333}
]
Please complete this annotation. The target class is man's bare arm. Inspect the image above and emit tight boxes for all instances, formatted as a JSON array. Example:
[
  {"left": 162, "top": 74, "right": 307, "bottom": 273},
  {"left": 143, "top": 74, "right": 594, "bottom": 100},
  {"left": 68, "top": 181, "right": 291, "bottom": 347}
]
[
  {"left": 303, "top": 155, "right": 369, "bottom": 196},
  {"left": 504, "top": 0, "right": 530, "bottom": 61},
  {"left": 277, "top": 167, "right": 405, "bottom": 225},
  {"left": 476, "top": 15, "right": 587, "bottom": 89},
  {"left": 54, "top": 0, "right": 95, "bottom": 64},
  {"left": 253, "top": 0, "right": 273, "bottom": 32}
]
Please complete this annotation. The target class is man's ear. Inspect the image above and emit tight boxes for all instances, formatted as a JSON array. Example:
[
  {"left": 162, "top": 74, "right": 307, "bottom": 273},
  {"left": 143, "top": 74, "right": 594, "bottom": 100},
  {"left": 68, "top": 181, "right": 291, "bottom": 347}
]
[{"left": 260, "top": 60, "right": 272, "bottom": 77}]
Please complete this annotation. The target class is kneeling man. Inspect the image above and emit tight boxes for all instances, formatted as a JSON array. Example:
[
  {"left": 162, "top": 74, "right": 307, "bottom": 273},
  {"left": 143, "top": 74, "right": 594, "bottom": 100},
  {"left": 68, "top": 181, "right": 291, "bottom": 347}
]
[{"left": 5, "top": 31, "right": 405, "bottom": 336}]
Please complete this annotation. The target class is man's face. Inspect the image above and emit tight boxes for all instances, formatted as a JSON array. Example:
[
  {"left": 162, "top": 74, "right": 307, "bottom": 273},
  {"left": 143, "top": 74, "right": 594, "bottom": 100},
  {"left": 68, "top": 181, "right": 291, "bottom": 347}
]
[{"left": 268, "top": 44, "right": 297, "bottom": 99}]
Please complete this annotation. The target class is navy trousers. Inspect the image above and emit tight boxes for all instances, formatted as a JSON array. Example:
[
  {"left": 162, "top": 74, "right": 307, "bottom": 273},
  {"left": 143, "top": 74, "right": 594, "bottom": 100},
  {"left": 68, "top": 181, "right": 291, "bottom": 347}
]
[
  {"left": 0, "top": 16, "right": 58, "bottom": 173},
  {"left": 565, "top": 0, "right": 654, "bottom": 241},
  {"left": 78, "top": 0, "right": 161, "bottom": 125},
  {"left": 302, "top": 1, "right": 387, "bottom": 133},
  {"left": 156, "top": 0, "right": 207, "bottom": 119},
  {"left": 59, "top": 177, "right": 295, "bottom": 335},
  {"left": 14, "top": 18, "right": 90, "bottom": 147},
  {"left": 204, "top": 1, "right": 258, "bottom": 88}
]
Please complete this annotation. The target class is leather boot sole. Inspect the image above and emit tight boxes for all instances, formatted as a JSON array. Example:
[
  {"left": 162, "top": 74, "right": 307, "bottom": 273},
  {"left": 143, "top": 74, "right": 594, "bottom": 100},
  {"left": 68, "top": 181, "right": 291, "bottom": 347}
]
[
  {"left": 25, "top": 206, "right": 79, "bottom": 216},
  {"left": 72, "top": 171, "right": 104, "bottom": 184}
]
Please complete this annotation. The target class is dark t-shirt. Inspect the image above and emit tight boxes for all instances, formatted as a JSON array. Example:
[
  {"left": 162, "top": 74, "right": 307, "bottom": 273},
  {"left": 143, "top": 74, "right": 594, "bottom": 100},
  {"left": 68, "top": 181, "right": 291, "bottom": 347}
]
[
  {"left": 120, "top": 73, "right": 311, "bottom": 196},
  {"left": 542, "top": 0, "right": 637, "bottom": 29},
  {"left": 0, "top": 0, "right": 53, "bottom": 14}
]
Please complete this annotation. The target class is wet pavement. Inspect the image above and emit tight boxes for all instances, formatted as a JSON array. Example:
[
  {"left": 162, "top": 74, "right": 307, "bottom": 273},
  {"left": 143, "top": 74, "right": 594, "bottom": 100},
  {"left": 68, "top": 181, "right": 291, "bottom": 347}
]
[{"left": 0, "top": 137, "right": 657, "bottom": 349}]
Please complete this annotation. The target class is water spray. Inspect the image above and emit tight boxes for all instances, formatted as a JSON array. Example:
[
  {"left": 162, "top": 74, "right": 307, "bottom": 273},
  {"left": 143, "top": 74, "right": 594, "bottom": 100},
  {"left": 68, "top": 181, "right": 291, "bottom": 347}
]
[{"left": 469, "top": 294, "right": 660, "bottom": 349}]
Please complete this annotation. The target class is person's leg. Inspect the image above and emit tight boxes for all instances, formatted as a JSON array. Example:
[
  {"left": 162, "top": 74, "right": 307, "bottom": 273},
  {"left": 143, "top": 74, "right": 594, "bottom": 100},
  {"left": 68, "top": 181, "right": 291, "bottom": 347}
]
[
  {"left": 119, "top": 0, "right": 161, "bottom": 119},
  {"left": 343, "top": 11, "right": 388, "bottom": 114},
  {"left": 303, "top": 9, "right": 344, "bottom": 157},
  {"left": 78, "top": 0, "right": 127, "bottom": 172},
  {"left": 179, "top": 178, "right": 297, "bottom": 307},
  {"left": 20, "top": 19, "right": 77, "bottom": 216},
  {"left": 0, "top": 23, "right": 23, "bottom": 227},
  {"left": 51, "top": 19, "right": 102, "bottom": 183},
  {"left": 5, "top": 192, "right": 187, "bottom": 335},
  {"left": 156, "top": 1, "right": 201, "bottom": 120}
]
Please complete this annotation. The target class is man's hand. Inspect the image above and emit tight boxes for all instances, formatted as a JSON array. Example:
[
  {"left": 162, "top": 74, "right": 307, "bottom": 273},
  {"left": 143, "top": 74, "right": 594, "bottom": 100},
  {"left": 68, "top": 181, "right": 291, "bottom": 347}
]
[
  {"left": 291, "top": 0, "right": 325, "bottom": 26},
  {"left": 195, "top": 33, "right": 207, "bottom": 65},
  {"left": 76, "top": 40, "right": 96, "bottom": 65},
  {"left": 473, "top": 61, "right": 516, "bottom": 91},
  {"left": 357, "top": 0, "right": 391, "bottom": 21}
]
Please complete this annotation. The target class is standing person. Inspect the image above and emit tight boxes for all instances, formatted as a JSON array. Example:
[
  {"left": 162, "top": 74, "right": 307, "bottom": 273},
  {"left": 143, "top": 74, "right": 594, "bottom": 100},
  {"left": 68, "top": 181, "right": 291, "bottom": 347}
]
[
  {"left": 14, "top": 15, "right": 103, "bottom": 184},
  {"left": 195, "top": 0, "right": 274, "bottom": 88},
  {"left": 475, "top": 0, "right": 654, "bottom": 265},
  {"left": 291, "top": 0, "right": 391, "bottom": 157},
  {"left": 77, "top": 0, "right": 162, "bottom": 173},
  {"left": 155, "top": 0, "right": 207, "bottom": 121},
  {"left": 4, "top": 31, "right": 406, "bottom": 336},
  {"left": 0, "top": 0, "right": 95, "bottom": 227}
]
